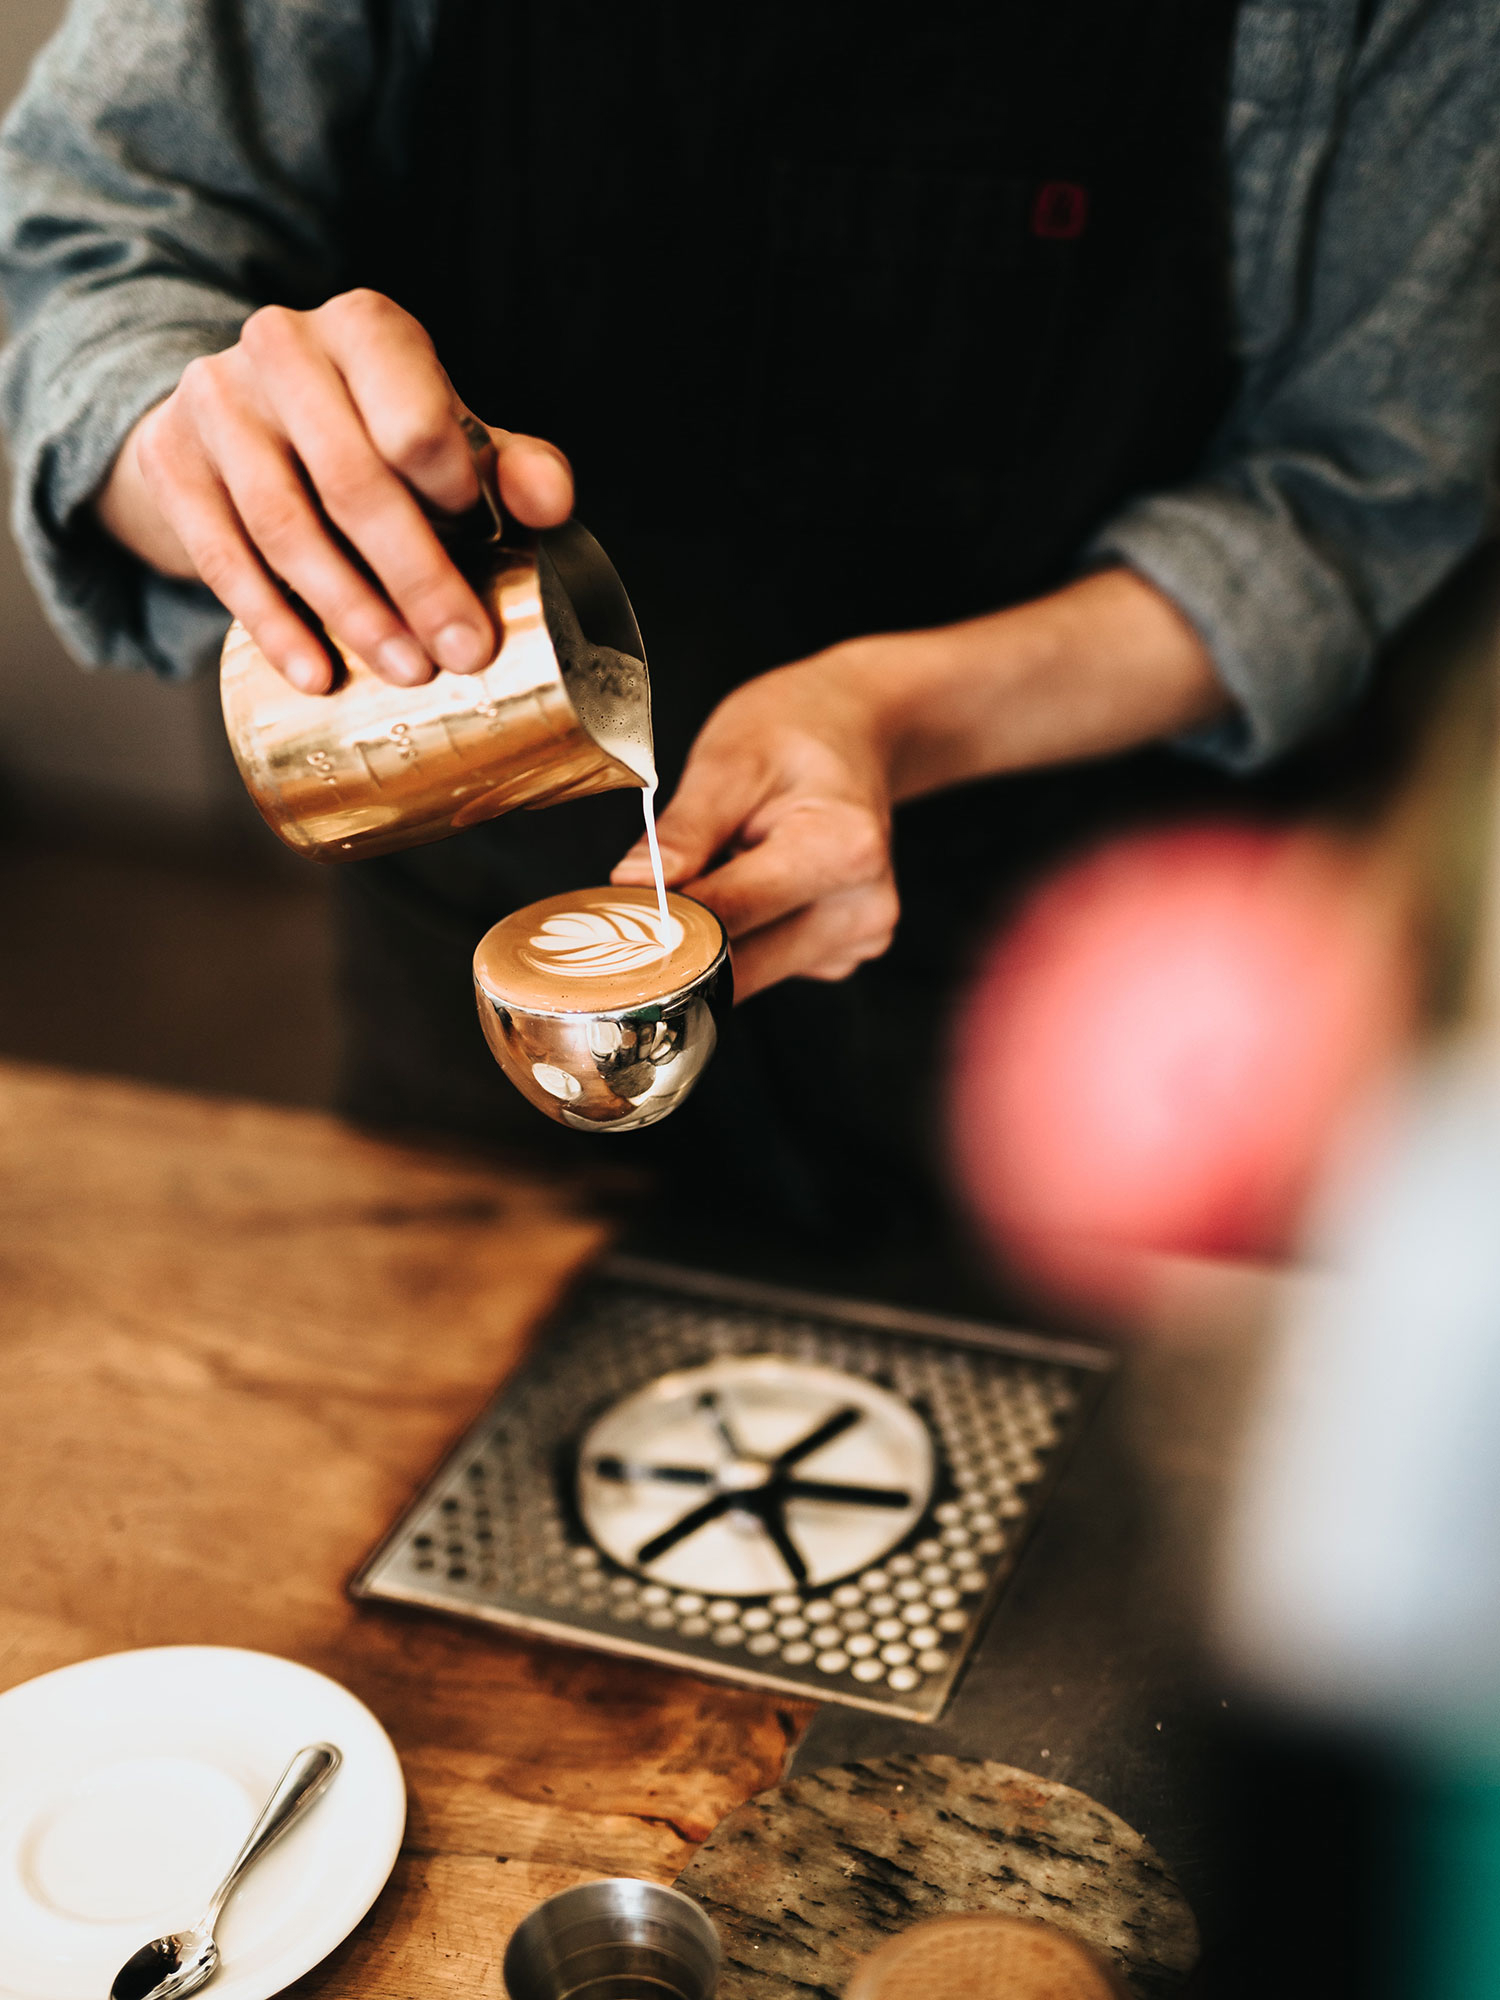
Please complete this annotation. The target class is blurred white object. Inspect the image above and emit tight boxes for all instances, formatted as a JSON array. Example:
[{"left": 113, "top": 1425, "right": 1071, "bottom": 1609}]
[{"left": 1221, "top": 1046, "right": 1500, "bottom": 1741}]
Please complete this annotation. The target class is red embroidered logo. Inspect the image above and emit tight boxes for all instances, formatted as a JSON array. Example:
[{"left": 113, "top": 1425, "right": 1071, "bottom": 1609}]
[{"left": 1031, "top": 181, "right": 1089, "bottom": 240}]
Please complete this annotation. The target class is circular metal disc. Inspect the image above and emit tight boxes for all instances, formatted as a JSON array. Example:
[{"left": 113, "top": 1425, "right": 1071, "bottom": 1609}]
[{"left": 576, "top": 1355, "right": 935, "bottom": 1596}]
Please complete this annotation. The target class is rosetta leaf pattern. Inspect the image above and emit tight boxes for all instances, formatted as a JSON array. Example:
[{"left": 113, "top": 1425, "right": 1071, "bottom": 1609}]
[{"left": 524, "top": 902, "right": 685, "bottom": 978}]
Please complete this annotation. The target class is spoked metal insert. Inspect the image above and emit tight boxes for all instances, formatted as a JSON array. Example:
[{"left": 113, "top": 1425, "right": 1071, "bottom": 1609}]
[
  {"left": 351, "top": 1258, "right": 1113, "bottom": 1721},
  {"left": 577, "top": 1355, "right": 935, "bottom": 1596}
]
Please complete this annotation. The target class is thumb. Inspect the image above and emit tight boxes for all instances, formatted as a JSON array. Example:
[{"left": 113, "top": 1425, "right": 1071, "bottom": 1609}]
[
  {"left": 491, "top": 424, "right": 574, "bottom": 527},
  {"left": 611, "top": 743, "right": 763, "bottom": 886}
]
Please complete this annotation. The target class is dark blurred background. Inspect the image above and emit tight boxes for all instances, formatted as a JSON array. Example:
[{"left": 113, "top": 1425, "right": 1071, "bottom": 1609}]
[{"left": 0, "top": 0, "right": 338, "bottom": 1109}]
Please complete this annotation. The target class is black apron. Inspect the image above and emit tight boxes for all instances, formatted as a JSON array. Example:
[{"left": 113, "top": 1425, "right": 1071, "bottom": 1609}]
[{"left": 343, "top": 1, "right": 1244, "bottom": 1259}]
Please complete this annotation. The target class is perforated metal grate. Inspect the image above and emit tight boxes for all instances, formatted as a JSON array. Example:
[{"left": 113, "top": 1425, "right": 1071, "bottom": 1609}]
[{"left": 350, "top": 1258, "right": 1113, "bottom": 1721}]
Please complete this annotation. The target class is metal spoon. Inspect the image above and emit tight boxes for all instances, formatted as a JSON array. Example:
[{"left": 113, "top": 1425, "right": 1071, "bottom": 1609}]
[{"left": 109, "top": 1742, "right": 341, "bottom": 2000}]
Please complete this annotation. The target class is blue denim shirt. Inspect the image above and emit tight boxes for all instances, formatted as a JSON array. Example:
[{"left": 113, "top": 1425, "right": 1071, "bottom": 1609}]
[{"left": 1, "top": 0, "right": 1497, "bottom": 766}]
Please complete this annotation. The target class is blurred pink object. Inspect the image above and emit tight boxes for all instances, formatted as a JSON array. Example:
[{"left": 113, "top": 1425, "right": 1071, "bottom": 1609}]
[{"left": 947, "top": 822, "right": 1414, "bottom": 1314}]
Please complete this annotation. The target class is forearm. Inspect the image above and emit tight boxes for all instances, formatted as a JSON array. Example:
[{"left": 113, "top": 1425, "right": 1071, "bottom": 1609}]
[
  {"left": 1085, "top": 0, "right": 1500, "bottom": 769},
  {"left": 615, "top": 566, "right": 1228, "bottom": 995},
  {"left": 0, "top": 0, "right": 411, "bottom": 675},
  {"left": 850, "top": 567, "right": 1228, "bottom": 804}
]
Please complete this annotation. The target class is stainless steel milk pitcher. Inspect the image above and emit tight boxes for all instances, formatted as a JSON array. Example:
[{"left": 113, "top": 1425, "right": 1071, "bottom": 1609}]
[{"left": 220, "top": 430, "right": 655, "bottom": 863}]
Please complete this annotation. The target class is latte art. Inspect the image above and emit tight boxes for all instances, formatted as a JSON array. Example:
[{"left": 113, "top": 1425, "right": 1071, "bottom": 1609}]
[
  {"left": 475, "top": 885, "right": 725, "bottom": 1014},
  {"left": 524, "top": 902, "right": 685, "bottom": 979}
]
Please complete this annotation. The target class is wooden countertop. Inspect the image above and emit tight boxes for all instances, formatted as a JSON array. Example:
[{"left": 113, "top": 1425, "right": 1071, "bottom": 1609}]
[{"left": 0, "top": 1061, "right": 811, "bottom": 1993}]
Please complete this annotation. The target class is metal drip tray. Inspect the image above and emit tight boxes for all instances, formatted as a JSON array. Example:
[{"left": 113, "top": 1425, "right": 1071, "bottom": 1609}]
[{"left": 351, "top": 1257, "right": 1113, "bottom": 1722}]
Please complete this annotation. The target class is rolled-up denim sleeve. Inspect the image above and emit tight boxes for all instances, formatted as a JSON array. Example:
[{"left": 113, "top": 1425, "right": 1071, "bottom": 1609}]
[
  {"left": 0, "top": 0, "right": 404, "bottom": 678},
  {"left": 1091, "top": 0, "right": 1500, "bottom": 767}
]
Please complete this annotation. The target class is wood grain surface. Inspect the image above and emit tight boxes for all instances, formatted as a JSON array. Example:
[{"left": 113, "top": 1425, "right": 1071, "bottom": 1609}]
[
  {"left": 0, "top": 1062, "right": 811, "bottom": 1994},
  {"left": 675, "top": 1753, "right": 1199, "bottom": 2000}
]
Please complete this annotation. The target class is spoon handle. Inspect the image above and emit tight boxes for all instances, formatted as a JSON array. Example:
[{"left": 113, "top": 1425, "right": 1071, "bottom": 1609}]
[{"left": 203, "top": 1742, "right": 342, "bottom": 1929}]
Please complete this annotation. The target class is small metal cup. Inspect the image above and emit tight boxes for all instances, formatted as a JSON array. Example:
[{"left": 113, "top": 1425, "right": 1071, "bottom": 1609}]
[
  {"left": 503, "top": 1878, "right": 721, "bottom": 2000},
  {"left": 473, "top": 893, "right": 731, "bottom": 1133}
]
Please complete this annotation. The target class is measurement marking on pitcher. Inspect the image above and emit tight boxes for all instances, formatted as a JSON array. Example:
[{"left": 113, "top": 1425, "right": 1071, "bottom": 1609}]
[{"left": 353, "top": 725, "right": 420, "bottom": 787}]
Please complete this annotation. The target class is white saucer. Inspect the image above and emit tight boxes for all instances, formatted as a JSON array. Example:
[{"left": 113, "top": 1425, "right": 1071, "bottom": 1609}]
[{"left": 0, "top": 1648, "right": 406, "bottom": 2000}]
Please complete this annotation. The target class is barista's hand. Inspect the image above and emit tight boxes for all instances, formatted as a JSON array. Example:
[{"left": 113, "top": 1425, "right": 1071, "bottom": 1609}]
[
  {"left": 612, "top": 654, "right": 902, "bottom": 1000},
  {"left": 611, "top": 571, "right": 1227, "bottom": 999},
  {"left": 95, "top": 290, "right": 573, "bottom": 692}
]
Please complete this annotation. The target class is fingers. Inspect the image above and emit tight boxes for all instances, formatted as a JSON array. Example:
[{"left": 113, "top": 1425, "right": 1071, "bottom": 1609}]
[
  {"left": 614, "top": 780, "right": 898, "bottom": 997},
  {"left": 303, "top": 291, "right": 479, "bottom": 512},
  {"left": 613, "top": 744, "right": 770, "bottom": 887},
  {"left": 491, "top": 428, "right": 574, "bottom": 528},
  {"left": 728, "top": 879, "right": 901, "bottom": 1000},
  {"left": 308, "top": 295, "right": 573, "bottom": 526},
  {"left": 135, "top": 290, "right": 580, "bottom": 693},
  {"left": 174, "top": 347, "right": 444, "bottom": 686},
  {"left": 610, "top": 723, "right": 898, "bottom": 996},
  {"left": 304, "top": 287, "right": 573, "bottom": 535},
  {"left": 135, "top": 399, "right": 338, "bottom": 693},
  {"left": 242, "top": 304, "right": 493, "bottom": 673},
  {"left": 312, "top": 296, "right": 576, "bottom": 528},
  {"left": 685, "top": 800, "right": 890, "bottom": 940}
]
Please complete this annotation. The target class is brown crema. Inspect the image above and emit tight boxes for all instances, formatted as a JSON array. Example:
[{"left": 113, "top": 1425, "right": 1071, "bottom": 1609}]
[{"left": 474, "top": 886, "right": 725, "bottom": 1014}]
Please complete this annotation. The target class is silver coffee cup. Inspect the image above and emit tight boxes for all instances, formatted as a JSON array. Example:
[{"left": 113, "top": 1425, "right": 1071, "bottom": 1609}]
[
  {"left": 503, "top": 1878, "right": 722, "bottom": 2000},
  {"left": 473, "top": 893, "right": 731, "bottom": 1133}
]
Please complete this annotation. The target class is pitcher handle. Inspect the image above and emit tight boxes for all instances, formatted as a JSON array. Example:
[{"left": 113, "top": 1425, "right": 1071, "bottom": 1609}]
[{"left": 457, "top": 410, "right": 509, "bottom": 544}]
